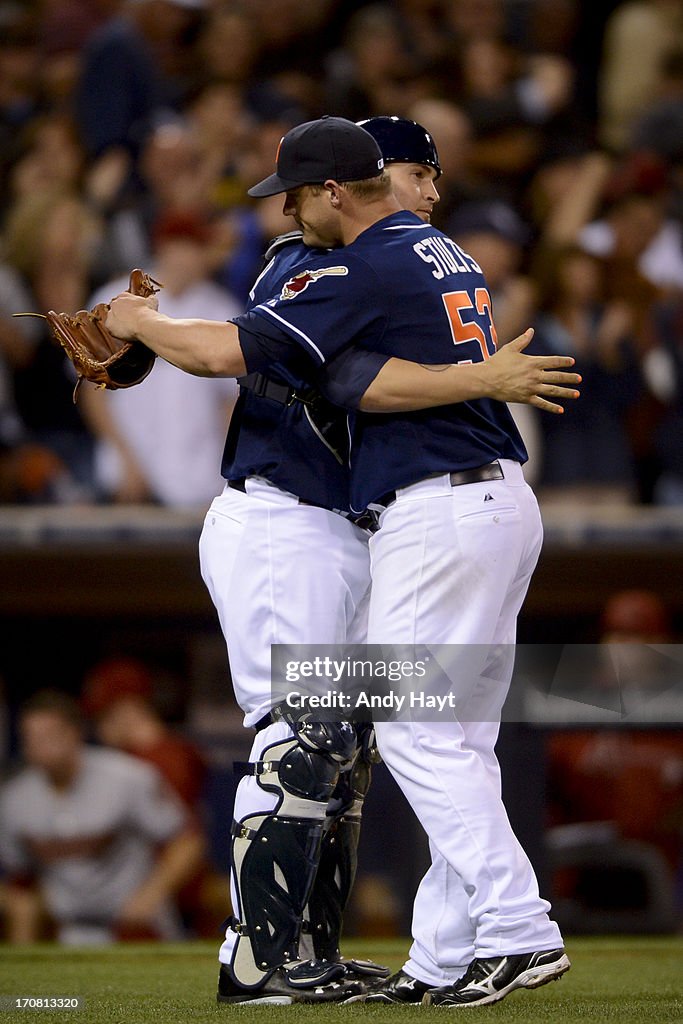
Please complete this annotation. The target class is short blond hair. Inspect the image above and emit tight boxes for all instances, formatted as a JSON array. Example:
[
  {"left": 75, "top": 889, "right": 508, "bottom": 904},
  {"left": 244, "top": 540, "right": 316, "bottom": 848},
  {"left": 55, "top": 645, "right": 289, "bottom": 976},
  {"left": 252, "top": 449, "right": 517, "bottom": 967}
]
[
  {"left": 342, "top": 170, "right": 392, "bottom": 200},
  {"left": 308, "top": 171, "right": 392, "bottom": 201}
]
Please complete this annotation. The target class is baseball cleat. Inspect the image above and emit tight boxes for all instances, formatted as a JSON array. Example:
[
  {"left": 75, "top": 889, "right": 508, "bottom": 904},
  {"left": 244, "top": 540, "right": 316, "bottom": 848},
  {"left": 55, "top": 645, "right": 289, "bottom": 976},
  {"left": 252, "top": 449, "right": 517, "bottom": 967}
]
[
  {"left": 422, "top": 948, "right": 571, "bottom": 1007},
  {"left": 337, "top": 957, "right": 391, "bottom": 982},
  {"left": 344, "top": 968, "right": 433, "bottom": 1004},
  {"left": 216, "top": 965, "right": 364, "bottom": 1005}
]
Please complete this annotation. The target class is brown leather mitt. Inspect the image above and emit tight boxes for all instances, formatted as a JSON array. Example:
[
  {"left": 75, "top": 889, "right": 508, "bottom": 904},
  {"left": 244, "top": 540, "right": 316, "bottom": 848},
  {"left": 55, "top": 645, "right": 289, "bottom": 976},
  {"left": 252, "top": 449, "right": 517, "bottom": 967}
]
[{"left": 16, "top": 269, "right": 162, "bottom": 402}]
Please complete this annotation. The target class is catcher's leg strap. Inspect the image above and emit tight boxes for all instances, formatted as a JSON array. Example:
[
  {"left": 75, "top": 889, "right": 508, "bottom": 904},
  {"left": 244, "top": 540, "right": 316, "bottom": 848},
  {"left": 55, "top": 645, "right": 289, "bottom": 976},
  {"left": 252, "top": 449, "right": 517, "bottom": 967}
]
[
  {"left": 304, "top": 743, "right": 372, "bottom": 962},
  {"left": 305, "top": 720, "right": 385, "bottom": 966},
  {"left": 227, "top": 731, "right": 347, "bottom": 989}
]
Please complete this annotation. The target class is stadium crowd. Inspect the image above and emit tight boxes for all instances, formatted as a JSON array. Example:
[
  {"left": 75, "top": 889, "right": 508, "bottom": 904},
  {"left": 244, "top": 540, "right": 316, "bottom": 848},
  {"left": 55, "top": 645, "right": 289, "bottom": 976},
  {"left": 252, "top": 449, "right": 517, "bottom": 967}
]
[{"left": 0, "top": 0, "right": 682, "bottom": 506}]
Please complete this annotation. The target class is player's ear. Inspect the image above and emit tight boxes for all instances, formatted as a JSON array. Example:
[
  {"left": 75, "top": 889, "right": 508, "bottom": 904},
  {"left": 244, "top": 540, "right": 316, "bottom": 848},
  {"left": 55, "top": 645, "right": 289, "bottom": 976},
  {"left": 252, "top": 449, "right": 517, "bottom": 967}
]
[{"left": 324, "top": 180, "right": 342, "bottom": 208}]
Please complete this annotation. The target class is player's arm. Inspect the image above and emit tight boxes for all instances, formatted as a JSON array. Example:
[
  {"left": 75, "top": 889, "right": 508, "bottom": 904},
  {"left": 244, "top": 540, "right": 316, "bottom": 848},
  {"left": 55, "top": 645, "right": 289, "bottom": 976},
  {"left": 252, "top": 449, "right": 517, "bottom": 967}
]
[
  {"left": 106, "top": 295, "right": 248, "bottom": 376},
  {"left": 117, "top": 825, "right": 205, "bottom": 929},
  {"left": 358, "top": 329, "right": 581, "bottom": 414},
  {"left": 107, "top": 294, "right": 580, "bottom": 413},
  {"left": 117, "top": 762, "right": 205, "bottom": 929},
  {"left": 0, "top": 881, "right": 45, "bottom": 943}
]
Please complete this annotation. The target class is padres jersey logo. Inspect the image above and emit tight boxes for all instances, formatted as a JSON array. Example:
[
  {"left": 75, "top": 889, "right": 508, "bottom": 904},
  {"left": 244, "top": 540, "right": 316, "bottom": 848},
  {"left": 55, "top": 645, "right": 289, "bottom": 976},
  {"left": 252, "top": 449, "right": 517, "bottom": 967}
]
[{"left": 280, "top": 266, "right": 348, "bottom": 299}]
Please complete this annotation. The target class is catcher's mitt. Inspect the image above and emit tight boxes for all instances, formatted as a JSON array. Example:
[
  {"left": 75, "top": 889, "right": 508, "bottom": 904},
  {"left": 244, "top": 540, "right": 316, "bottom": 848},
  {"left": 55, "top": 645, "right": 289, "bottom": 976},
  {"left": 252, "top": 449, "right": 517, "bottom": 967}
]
[{"left": 15, "top": 268, "right": 161, "bottom": 402}]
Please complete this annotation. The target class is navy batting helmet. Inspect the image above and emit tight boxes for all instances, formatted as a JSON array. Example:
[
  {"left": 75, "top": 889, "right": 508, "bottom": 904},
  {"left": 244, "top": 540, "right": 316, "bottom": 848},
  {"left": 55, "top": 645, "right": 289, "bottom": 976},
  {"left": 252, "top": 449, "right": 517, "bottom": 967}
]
[{"left": 357, "top": 116, "right": 442, "bottom": 179}]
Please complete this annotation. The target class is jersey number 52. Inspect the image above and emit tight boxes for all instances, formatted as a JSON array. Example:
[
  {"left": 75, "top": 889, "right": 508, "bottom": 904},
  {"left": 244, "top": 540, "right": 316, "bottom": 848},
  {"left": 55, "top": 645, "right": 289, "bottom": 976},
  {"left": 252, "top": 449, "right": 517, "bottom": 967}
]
[{"left": 442, "top": 289, "right": 498, "bottom": 362}]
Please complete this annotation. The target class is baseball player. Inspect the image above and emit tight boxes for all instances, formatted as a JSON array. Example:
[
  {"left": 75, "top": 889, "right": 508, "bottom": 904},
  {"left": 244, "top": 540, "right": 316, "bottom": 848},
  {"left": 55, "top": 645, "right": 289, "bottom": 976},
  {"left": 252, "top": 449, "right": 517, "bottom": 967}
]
[
  {"left": 106, "top": 117, "right": 579, "bottom": 1007},
  {"left": 201, "top": 117, "right": 446, "bottom": 1002}
]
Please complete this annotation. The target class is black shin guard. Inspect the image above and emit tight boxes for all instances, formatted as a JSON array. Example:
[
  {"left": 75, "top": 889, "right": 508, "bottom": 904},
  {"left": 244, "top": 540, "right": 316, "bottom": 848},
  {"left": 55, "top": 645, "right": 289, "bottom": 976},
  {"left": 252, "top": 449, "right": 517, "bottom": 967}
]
[
  {"left": 227, "top": 725, "right": 359, "bottom": 989},
  {"left": 305, "top": 753, "right": 372, "bottom": 961}
]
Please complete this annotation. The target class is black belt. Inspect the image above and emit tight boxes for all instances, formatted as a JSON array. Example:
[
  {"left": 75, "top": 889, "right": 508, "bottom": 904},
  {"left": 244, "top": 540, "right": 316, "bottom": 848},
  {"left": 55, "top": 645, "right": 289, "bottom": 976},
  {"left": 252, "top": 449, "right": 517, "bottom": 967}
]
[
  {"left": 373, "top": 461, "right": 504, "bottom": 510},
  {"left": 227, "top": 478, "right": 379, "bottom": 532},
  {"left": 238, "top": 372, "right": 314, "bottom": 407}
]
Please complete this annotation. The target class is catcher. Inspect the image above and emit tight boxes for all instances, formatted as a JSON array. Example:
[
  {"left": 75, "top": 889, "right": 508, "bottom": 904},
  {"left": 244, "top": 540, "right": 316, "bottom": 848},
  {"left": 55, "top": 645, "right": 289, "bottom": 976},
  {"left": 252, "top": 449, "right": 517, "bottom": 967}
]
[{"left": 16, "top": 269, "right": 161, "bottom": 402}]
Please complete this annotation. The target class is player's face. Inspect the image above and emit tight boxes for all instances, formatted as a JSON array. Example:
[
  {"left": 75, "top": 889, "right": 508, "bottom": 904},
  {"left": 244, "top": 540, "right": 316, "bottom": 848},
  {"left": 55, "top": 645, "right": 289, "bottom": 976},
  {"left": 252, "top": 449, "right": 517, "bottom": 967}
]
[
  {"left": 386, "top": 163, "right": 439, "bottom": 222},
  {"left": 20, "top": 712, "right": 81, "bottom": 777},
  {"left": 283, "top": 185, "right": 343, "bottom": 248}
]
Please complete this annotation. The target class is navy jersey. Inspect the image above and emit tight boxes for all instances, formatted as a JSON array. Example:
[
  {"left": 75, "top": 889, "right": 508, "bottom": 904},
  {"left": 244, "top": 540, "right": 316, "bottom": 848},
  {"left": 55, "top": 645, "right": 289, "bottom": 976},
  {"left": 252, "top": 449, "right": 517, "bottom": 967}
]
[
  {"left": 222, "top": 238, "right": 387, "bottom": 511},
  {"left": 237, "top": 211, "right": 527, "bottom": 511}
]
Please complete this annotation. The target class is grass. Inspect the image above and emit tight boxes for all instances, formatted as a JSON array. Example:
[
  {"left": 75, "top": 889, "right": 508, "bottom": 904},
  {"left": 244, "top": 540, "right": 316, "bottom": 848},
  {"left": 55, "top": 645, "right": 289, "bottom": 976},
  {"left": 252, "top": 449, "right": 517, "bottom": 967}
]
[{"left": 0, "top": 937, "right": 682, "bottom": 1024}]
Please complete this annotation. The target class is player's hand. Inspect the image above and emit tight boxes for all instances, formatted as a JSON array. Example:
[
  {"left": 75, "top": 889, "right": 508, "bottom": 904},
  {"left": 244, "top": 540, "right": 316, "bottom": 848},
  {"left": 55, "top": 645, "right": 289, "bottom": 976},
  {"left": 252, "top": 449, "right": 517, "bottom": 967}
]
[
  {"left": 115, "top": 452, "right": 155, "bottom": 504},
  {"left": 486, "top": 329, "right": 581, "bottom": 413},
  {"left": 117, "top": 884, "right": 163, "bottom": 928},
  {"left": 106, "top": 291, "right": 159, "bottom": 341}
]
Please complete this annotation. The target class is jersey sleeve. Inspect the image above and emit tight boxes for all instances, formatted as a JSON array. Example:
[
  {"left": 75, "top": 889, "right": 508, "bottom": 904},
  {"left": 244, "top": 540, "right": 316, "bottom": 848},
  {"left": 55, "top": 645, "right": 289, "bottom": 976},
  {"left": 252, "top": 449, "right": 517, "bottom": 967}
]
[
  {"left": 318, "top": 347, "right": 391, "bottom": 410},
  {"left": 237, "top": 317, "right": 320, "bottom": 381},
  {"left": 234, "top": 253, "right": 387, "bottom": 376}
]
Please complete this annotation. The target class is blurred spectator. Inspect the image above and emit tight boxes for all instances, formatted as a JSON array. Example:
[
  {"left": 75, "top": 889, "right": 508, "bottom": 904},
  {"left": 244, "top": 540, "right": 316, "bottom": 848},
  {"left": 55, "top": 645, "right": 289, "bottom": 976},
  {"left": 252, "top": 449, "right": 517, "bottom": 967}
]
[
  {"left": 577, "top": 178, "right": 681, "bottom": 501},
  {"left": 197, "top": 5, "right": 259, "bottom": 89},
  {"left": 547, "top": 590, "right": 683, "bottom": 929},
  {"left": 599, "top": 0, "right": 683, "bottom": 152},
  {"left": 89, "top": 118, "right": 219, "bottom": 283},
  {"left": 82, "top": 656, "right": 220, "bottom": 936},
  {"left": 631, "top": 47, "right": 683, "bottom": 164},
  {"left": 580, "top": 160, "right": 683, "bottom": 295},
  {"left": 214, "top": 194, "right": 292, "bottom": 306},
  {"left": 82, "top": 656, "right": 206, "bottom": 809},
  {"left": 324, "top": 4, "right": 423, "bottom": 120},
  {"left": 185, "top": 83, "right": 253, "bottom": 212},
  {"left": 600, "top": 587, "right": 673, "bottom": 641},
  {"left": 0, "top": 7, "right": 42, "bottom": 212},
  {"left": 447, "top": 199, "right": 534, "bottom": 344},
  {"left": 392, "top": 0, "right": 449, "bottom": 68},
  {"left": 453, "top": 33, "right": 575, "bottom": 200},
  {"left": 2, "top": 116, "right": 103, "bottom": 497},
  {"left": 441, "top": 0, "right": 509, "bottom": 46},
  {"left": 407, "top": 98, "right": 487, "bottom": 230},
  {"left": 37, "top": 0, "right": 115, "bottom": 117},
  {"left": 0, "top": 690, "right": 203, "bottom": 944},
  {"left": 526, "top": 145, "right": 611, "bottom": 247},
  {"left": 74, "top": 0, "right": 206, "bottom": 162},
  {"left": 531, "top": 245, "right": 641, "bottom": 503},
  {"left": 198, "top": 2, "right": 316, "bottom": 123},
  {"left": 0, "top": 262, "right": 43, "bottom": 498},
  {"left": 80, "top": 211, "right": 239, "bottom": 506}
]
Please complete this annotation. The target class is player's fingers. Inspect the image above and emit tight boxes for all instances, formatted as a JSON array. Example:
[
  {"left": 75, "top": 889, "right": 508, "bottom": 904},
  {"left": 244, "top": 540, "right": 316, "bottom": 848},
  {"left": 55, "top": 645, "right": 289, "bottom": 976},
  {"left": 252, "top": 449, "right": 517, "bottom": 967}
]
[
  {"left": 529, "top": 396, "right": 564, "bottom": 414},
  {"left": 538, "top": 384, "right": 581, "bottom": 398},
  {"left": 535, "top": 354, "right": 576, "bottom": 368},
  {"left": 540, "top": 371, "right": 582, "bottom": 385},
  {"left": 507, "top": 327, "right": 535, "bottom": 351}
]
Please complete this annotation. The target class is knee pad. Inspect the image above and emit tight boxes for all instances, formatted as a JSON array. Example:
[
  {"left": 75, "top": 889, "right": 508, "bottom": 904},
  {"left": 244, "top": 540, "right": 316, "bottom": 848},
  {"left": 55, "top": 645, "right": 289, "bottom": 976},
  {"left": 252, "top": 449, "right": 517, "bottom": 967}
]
[{"left": 294, "top": 720, "right": 358, "bottom": 762}]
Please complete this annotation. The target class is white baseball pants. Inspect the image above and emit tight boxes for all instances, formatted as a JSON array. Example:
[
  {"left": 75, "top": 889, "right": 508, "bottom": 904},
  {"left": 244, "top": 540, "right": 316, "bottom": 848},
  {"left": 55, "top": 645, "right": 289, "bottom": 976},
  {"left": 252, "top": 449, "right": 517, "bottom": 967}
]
[
  {"left": 199, "top": 477, "right": 371, "bottom": 727},
  {"left": 368, "top": 460, "right": 563, "bottom": 985},
  {"left": 199, "top": 478, "right": 372, "bottom": 967}
]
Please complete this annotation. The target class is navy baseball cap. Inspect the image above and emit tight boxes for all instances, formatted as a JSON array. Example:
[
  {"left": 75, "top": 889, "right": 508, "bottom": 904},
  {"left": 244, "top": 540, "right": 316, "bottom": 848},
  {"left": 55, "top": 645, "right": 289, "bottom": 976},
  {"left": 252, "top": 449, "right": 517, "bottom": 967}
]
[
  {"left": 358, "top": 116, "right": 442, "bottom": 179},
  {"left": 248, "top": 116, "right": 385, "bottom": 198}
]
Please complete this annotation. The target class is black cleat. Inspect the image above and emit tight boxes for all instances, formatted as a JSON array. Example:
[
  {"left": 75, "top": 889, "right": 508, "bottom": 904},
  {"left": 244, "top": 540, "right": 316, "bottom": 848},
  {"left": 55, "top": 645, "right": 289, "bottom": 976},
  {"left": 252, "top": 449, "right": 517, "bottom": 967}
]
[
  {"left": 345, "top": 968, "right": 433, "bottom": 1004},
  {"left": 422, "top": 948, "right": 571, "bottom": 1007},
  {"left": 217, "top": 964, "right": 364, "bottom": 1005},
  {"left": 339, "top": 957, "right": 391, "bottom": 982}
]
